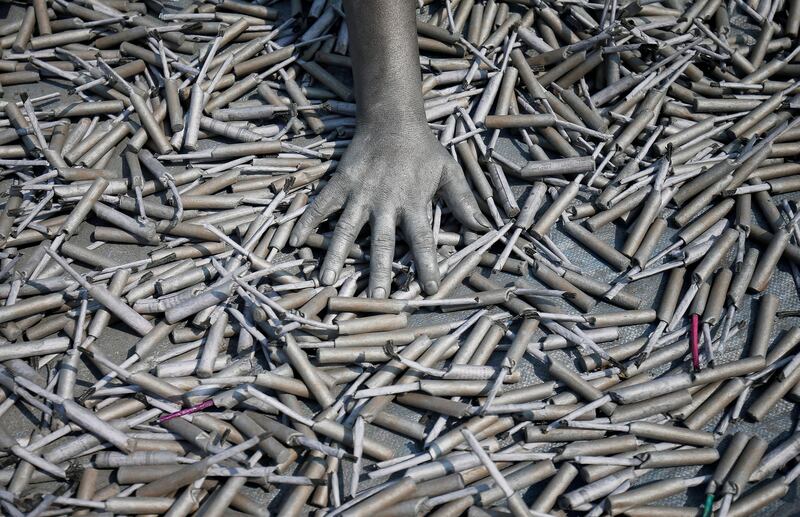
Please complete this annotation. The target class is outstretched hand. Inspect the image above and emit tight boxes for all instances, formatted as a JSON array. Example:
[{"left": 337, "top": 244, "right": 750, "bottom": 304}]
[{"left": 289, "top": 122, "right": 491, "bottom": 298}]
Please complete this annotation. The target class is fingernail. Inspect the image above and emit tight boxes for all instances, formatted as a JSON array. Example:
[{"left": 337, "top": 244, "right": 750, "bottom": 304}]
[
  {"left": 475, "top": 212, "right": 491, "bottom": 229},
  {"left": 289, "top": 235, "right": 300, "bottom": 247},
  {"left": 321, "top": 269, "right": 336, "bottom": 285},
  {"left": 372, "top": 287, "right": 386, "bottom": 299},
  {"left": 423, "top": 281, "right": 439, "bottom": 295}
]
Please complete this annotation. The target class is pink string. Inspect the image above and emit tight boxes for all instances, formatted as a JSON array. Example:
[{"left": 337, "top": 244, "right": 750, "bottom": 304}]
[
  {"left": 158, "top": 399, "right": 215, "bottom": 423},
  {"left": 690, "top": 313, "right": 700, "bottom": 371}
]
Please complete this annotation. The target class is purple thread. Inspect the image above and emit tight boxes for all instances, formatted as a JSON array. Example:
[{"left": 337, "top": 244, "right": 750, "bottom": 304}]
[{"left": 158, "top": 399, "right": 215, "bottom": 423}]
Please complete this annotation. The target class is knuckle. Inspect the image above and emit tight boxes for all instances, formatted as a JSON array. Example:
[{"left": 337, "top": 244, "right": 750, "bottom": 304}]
[
  {"left": 318, "top": 178, "right": 347, "bottom": 201},
  {"left": 333, "top": 216, "right": 360, "bottom": 236},
  {"left": 371, "top": 248, "right": 393, "bottom": 266},
  {"left": 294, "top": 213, "right": 314, "bottom": 232},
  {"left": 410, "top": 231, "right": 434, "bottom": 254},
  {"left": 335, "top": 167, "right": 359, "bottom": 185},
  {"left": 454, "top": 192, "right": 473, "bottom": 207},
  {"left": 371, "top": 231, "right": 394, "bottom": 250},
  {"left": 307, "top": 203, "right": 327, "bottom": 221}
]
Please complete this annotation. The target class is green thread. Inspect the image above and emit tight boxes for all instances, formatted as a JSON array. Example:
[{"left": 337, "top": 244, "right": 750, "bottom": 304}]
[{"left": 702, "top": 493, "right": 715, "bottom": 517}]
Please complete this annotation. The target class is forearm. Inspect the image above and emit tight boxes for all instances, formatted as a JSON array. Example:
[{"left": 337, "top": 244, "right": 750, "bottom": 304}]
[{"left": 343, "top": 0, "right": 426, "bottom": 127}]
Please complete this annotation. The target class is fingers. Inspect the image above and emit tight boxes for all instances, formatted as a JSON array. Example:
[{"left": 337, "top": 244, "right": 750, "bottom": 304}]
[
  {"left": 368, "top": 213, "right": 396, "bottom": 298},
  {"left": 289, "top": 176, "right": 347, "bottom": 248},
  {"left": 440, "top": 162, "right": 492, "bottom": 232},
  {"left": 319, "top": 202, "right": 366, "bottom": 286},
  {"left": 402, "top": 210, "right": 440, "bottom": 295}
]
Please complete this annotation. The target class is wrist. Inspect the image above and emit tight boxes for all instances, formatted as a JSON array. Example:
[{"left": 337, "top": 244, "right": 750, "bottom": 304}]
[
  {"left": 354, "top": 83, "right": 427, "bottom": 130},
  {"left": 358, "top": 108, "right": 427, "bottom": 129},
  {"left": 357, "top": 112, "right": 429, "bottom": 135}
]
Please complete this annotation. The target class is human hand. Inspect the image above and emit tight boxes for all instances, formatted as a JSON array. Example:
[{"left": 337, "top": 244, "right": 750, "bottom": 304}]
[{"left": 289, "top": 122, "right": 490, "bottom": 297}]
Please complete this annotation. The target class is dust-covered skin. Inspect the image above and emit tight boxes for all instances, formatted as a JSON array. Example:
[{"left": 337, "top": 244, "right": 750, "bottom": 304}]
[{"left": 289, "top": 0, "right": 489, "bottom": 298}]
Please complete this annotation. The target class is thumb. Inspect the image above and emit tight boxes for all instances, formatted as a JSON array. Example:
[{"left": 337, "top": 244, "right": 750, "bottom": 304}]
[{"left": 439, "top": 162, "right": 492, "bottom": 232}]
